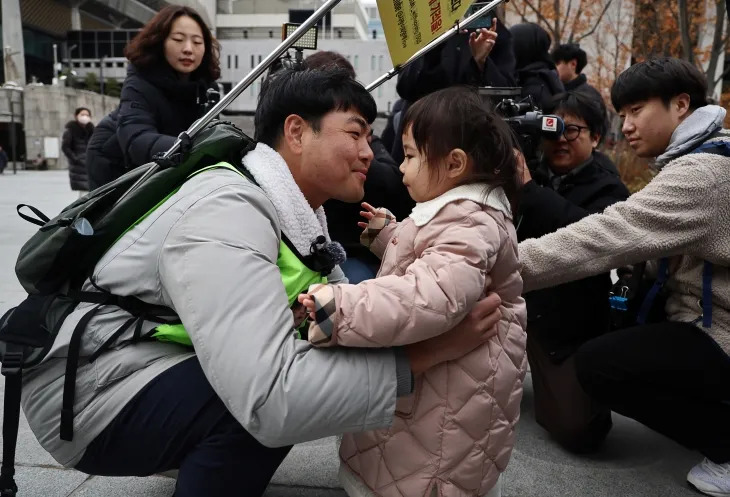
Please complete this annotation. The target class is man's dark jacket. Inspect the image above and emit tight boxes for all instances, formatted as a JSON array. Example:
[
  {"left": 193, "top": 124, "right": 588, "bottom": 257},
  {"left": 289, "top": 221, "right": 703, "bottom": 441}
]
[
  {"left": 517, "top": 151, "right": 630, "bottom": 362},
  {"left": 564, "top": 74, "right": 603, "bottom": 102},
  {"left": 86, "top": 64, "right": 216, "bottom": 190}
]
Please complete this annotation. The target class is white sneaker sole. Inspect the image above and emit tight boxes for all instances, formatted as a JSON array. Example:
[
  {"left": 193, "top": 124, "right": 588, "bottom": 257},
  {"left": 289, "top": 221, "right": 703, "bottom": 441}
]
[{"left": 688, "top": 472, "right": 730, "bottom": 497}]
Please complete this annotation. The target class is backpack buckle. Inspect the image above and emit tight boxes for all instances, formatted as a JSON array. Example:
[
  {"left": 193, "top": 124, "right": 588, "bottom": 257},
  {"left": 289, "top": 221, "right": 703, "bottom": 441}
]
[{"left": 1, "top": 350, "right": 23, "bottom": 376}]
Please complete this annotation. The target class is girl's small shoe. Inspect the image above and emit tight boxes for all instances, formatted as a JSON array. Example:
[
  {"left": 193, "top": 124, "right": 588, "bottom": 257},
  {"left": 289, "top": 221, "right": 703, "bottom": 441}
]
[{"left": 688, "top": 458, "right": 730, "bottom": 496}]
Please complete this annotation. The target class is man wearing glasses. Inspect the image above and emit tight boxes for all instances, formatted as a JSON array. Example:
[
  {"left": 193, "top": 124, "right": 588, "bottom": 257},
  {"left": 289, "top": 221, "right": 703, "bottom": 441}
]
[{"left": 516, "top": 89, "right": 630, "bottom": 454}]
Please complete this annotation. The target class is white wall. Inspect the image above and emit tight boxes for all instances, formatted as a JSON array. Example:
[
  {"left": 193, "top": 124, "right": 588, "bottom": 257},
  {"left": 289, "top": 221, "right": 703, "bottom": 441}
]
[{"left": 218, "top": 38, "right": 399, "bottom": 113}]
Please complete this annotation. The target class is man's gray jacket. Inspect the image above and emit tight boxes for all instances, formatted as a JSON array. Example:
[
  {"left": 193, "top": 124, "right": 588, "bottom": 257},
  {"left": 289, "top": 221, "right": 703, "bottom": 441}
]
[{"left": 21, "top": 167, "right": 408, "bottom": 467}]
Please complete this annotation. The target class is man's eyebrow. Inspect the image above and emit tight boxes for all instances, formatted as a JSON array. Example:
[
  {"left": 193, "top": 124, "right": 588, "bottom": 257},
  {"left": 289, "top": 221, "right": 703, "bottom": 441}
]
[{"left": 347, "top": 116, "right": 370, "bottom": 132}]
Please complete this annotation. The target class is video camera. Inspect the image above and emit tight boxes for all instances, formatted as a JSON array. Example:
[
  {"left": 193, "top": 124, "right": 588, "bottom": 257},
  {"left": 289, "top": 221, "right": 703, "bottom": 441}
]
[{"left": 479, "top": 87, "right": 565, "bottom": 164}]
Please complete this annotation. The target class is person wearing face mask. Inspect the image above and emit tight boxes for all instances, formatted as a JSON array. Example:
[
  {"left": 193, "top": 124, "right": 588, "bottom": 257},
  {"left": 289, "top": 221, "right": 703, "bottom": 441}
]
[
  {"left": 516, "top": 90, "right": 629, "bottom": 454},
  {"left": 62, "top": 107, "right": 94, "bottom": 196},
  {"left": 85, "top": 5, "right": 220, "bottom": 190}
]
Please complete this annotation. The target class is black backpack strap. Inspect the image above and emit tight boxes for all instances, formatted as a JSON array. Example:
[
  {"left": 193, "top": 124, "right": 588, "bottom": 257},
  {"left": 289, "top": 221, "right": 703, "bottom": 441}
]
[
  {"left": 60, "top": 304, "right": 103, "bottom": 441},
  {"left": 0, "top": 344, "right": 24, "bottom": 497},
  {"left": 16, "top": 204, "right": 50, "bottom": 227}
]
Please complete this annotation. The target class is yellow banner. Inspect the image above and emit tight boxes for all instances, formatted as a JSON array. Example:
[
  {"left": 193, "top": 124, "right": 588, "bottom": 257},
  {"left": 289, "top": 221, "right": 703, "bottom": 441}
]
[{"left": 377, "top": 0, "right": 475, "bottom": 67}]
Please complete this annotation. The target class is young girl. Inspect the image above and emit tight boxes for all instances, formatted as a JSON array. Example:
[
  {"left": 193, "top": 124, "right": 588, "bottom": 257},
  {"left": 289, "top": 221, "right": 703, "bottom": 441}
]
[{"left": 299, "top": 86, "right": 528, "bottom": 497}]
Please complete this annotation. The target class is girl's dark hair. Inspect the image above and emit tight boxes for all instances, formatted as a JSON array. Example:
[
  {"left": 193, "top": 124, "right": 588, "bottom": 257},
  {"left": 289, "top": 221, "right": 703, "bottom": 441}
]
[
  {"left": 74, "top": 107, "right": 90, "bottom": 117},
  {"left": 124, "top": 5, "right": 220, "bottom": 82},
  {"left": 402, "top": 86, "right": 521, "bottom": 214}
]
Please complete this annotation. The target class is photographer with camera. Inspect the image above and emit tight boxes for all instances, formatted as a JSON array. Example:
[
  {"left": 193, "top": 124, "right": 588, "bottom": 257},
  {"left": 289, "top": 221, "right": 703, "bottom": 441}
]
[
  {"left": 383, "top": 9, "right": 516, "bottom": 164},
  {"left": 516, "top": 90, "right": 629, "bottom": 453},
  {"left": 86, "top": 5, "right": 221, "bottom": 190},
  {"left": 519, "top": 58, "right": 730, "bottom": 496}
]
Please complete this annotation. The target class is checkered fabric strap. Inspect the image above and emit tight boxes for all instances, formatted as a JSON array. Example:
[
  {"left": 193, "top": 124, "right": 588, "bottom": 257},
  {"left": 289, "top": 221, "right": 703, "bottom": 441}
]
[
  {"left": 307, "top": 284, "right": 337, "bottom": 346},
  {"left": 359, "top": 208, "right": 396, "bottom": 248}
]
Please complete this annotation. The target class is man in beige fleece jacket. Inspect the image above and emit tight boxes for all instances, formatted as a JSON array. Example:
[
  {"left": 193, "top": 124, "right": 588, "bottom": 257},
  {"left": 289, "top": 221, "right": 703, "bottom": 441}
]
[{"left": 519, "top": 57, "right": 730, "bottom": 496}]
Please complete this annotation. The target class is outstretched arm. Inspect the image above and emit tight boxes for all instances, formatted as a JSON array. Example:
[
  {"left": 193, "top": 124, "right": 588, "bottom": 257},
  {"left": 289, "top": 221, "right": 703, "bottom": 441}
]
[{"left": 304, "top": 213, "right": 499, "bottom": 347}]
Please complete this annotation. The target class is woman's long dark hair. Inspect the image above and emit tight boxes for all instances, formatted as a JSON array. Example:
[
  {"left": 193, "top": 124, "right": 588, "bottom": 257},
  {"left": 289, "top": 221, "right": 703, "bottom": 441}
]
[
  {"left": 402, "top": 86, "right": 521, "bottom": 215},
  {"left": 124, "top": 5, "right": 220, "bottom": 82}
]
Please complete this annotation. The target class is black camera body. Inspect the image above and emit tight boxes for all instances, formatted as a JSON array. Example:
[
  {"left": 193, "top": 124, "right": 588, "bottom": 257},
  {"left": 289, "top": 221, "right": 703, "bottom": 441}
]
[{"left": 479, "top": 87, "right": 565, "bottom": 164}]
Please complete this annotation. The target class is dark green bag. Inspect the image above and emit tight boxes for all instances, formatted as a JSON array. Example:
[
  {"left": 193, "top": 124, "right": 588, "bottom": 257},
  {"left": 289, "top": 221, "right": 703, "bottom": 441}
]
[{"left": 0, "top": 121, "right": 255, "bottom": 497}]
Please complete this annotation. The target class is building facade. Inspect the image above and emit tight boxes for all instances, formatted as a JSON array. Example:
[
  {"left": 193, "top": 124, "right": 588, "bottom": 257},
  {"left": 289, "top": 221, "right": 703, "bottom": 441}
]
[
  {"left": 216, "top": 0, "right": 370, "bottom": 41},
  {"left": 218, "top": 38, "right": 398, "bottom": 113}
]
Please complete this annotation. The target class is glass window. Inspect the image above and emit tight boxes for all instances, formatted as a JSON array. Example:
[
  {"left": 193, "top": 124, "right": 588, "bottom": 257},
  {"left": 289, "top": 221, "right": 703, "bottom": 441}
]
[
  {"left": 235, "top": 55, "right": 238, "bottom": 69},
  {"left": 378, "top": 55, "right": 384, "bottom": 71},
  {"left": 371, "top": 55, "right": 375, "bottom": 70},
  {"left": 251, "top": 55, "right": 255, "bottom": 69},
  {"left": 354, "top": 55, "right": 359, "bottom": 70},
  {"left": 227, "top": 55, "right": 231, "bottom": 69}
]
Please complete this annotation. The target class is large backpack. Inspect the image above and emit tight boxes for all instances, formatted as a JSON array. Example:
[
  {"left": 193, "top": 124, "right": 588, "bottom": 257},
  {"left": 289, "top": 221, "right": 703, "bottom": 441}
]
[{"left": 0, "top": 120, "right": 256, "bottom": 497}]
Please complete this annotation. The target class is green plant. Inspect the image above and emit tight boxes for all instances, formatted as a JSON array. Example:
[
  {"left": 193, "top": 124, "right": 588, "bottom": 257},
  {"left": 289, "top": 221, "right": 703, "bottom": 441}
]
[
  {"left": 104, "top": 78, "right": 121, "bottom": 98},
  {"left": 84, "top": 72, "right": 100, "bottom": 93}
]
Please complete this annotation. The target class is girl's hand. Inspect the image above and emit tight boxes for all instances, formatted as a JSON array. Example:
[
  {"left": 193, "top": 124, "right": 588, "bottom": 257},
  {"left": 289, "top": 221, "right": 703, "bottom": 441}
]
[
  {"left": 464, "top": 19, "right": 498, "bottom": 72},
  {"left": 297, "top": 293, "right": 317, "bottom": 321},
  {"left": 357, "top": 202, "right": 378, "bottom": 229}
]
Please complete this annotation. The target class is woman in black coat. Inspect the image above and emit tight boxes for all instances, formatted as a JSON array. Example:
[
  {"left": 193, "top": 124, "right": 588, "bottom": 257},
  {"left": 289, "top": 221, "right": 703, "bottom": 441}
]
[
  {"left": 86, "top": 5, "right": 220, "bottom": 190},
  {"left": 62, "top": 107, "right": 94, "bottom": 195},
  {"left": 509, "top": 23, "right": 565, "bottom": 110}
]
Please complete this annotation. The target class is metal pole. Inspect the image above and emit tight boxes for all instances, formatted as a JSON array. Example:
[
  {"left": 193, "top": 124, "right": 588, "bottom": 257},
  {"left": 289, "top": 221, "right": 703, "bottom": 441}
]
[
  {"left": 9, "top": 92, "right": 16, "bottom": 174},
  {"left": 366, "top": 0, "right": 507, "bottom": 92},
  {"left": 114, "top": 0, "right": 343, "bottom": 206},
  {"left": 100, "top": 55, "right": 105, "bottom": 109},
  {"left": 53, "top": 43, "right": 59, "bottom": 82}
]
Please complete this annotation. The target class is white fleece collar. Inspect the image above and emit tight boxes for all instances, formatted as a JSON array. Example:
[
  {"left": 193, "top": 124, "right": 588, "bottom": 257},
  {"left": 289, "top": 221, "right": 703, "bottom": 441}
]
[
  {"left": 242, "top": 143, "right": 333, "bottom": 255},
  {"left": 410, "top": 184, "right": 512, "bottom": 227}
]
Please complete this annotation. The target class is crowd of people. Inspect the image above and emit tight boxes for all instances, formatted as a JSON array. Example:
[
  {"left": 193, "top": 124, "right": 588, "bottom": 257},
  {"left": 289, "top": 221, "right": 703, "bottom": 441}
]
[{"left": 16, "top": 4, "right": 730, "bottom": 497}]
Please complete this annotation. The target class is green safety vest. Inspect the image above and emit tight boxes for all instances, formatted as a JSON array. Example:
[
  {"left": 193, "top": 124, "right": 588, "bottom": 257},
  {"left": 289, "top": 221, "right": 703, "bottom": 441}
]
[{"left": 119, "top": 161, "right": 328, "bottom": 346}]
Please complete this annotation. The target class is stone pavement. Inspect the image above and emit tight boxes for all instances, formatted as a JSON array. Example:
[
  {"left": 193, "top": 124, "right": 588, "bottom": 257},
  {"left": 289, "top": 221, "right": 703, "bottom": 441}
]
[{"left": 0, "top": 171, "right": 705, "bottom": 497}]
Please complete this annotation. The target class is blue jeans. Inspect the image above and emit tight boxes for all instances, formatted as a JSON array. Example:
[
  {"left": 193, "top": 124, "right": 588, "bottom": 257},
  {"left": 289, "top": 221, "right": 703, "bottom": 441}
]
[{"left": 340, "top": 258, "right": 378, "bottom": 284}]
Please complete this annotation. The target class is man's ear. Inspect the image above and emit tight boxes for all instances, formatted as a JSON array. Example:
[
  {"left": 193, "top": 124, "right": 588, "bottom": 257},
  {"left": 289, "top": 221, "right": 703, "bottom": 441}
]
[
  {"left": 674, "top": 93, "right": 692, "bottom": 118},
  {"left": 446, "top": 148, "right": 468, "bottom": 179},
  {"left": 570, "top": 59, "right": 578, "bottom": 71},
  {"left": 590, "top": 132, "right": 601, "bottom": 149},
  {"left": 283, "top": 114, "right": 307, "bottom": 155}
]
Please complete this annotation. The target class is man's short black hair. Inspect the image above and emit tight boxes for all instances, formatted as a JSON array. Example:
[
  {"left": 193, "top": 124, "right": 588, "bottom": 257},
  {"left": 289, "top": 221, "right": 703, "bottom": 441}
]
[
  {"left": 545, "top": 89, "right": 607, "bottom": 140},
  {"left": 551, "top": 44, "right": 588, "bottom": 74},
  {"left": 255, "top": 67, "right": 377, "bottom": 147},
  {"left": 611, "top": 57, "right": 708, "bottom": 112}
]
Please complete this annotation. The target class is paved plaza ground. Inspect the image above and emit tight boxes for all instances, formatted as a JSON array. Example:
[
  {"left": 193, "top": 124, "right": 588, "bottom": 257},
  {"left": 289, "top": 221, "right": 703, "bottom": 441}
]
[{"left": 0, "top": 170, "right": 705, "bottom": 496}]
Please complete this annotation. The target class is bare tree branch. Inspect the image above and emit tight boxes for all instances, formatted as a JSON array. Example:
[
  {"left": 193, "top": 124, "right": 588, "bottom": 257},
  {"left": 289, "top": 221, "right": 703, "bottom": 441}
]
[
  {"left": 554, "top": 0, "right": 562, "bottom": 44},
  {"left": 707, "top": 0, "right": 728, "bottom": 86},
  {"left": 522, "top": 0, "right": 559, "bottom": 40},
  {"left": 563, "top": 0, "right": 575, "bottom": 43},
  {"left": 574, "top": 0, "right": 615, "bottom": 42}
]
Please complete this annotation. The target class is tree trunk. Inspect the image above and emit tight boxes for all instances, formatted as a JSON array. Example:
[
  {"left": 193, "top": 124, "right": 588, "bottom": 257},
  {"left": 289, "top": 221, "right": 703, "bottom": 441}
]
[
  {"left": 678, "top": 0, "right": 697, "bottom": 64},
  {"left": 706, "top": 0, "right": 727, "bottom": 93}
]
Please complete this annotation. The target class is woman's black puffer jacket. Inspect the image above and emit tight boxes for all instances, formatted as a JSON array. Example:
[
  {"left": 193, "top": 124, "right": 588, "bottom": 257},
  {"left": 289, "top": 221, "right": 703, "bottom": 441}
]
[
  {"left": 62, "top": 120, "right": 94, "bottom": 191},
  {"left": 86, "top": 64, "right": 217, "bottom": 190}
]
